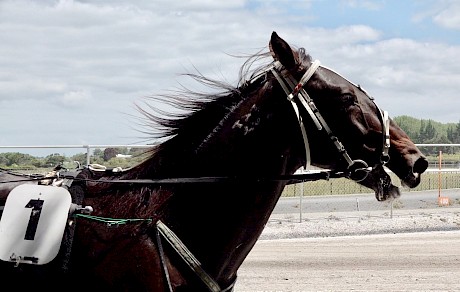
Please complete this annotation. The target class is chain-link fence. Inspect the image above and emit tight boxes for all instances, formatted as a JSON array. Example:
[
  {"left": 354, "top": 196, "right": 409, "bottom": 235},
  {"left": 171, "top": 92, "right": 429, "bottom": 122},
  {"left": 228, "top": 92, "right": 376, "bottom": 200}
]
[{"left": 282, "top": 170, "right": 460, "bottom": 197}]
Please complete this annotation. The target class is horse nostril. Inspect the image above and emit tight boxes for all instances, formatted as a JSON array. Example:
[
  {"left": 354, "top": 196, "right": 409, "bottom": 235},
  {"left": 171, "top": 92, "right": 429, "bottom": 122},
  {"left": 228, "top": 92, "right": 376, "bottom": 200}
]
[{"left": 413, "top": 157, "right": 428, "bottom": 174}]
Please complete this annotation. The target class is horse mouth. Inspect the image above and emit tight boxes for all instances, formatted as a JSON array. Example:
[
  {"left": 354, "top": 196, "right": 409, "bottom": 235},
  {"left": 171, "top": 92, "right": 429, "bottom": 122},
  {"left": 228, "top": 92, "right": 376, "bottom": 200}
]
[
  {"left": 401, "top": 171, "right": 421, "bottom": 188},
  {"left": 373, "top": 167, "right": 401, "bottom": 202},
  {"left": 362, "top": 157, "right": 428, "bottom": 202},
  {"left": 356, "top": 164, "right": 396, "bottom": 201}
]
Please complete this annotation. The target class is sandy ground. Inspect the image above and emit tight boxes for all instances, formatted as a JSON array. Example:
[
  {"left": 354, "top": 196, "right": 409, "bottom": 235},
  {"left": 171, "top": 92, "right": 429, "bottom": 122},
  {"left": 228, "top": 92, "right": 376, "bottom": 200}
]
[
  {"left": 234, "top": 208, "right": 460, "bottom": 292},
  {"left": 234, "top": 230, "right": 460, "bottom": 292}
]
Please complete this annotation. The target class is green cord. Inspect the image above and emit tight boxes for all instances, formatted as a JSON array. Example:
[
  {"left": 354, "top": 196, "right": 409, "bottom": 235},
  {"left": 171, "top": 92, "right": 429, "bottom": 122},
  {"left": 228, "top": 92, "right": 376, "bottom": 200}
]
[{"left": 74, "top": 214, "right": 153, "bottom": 227}]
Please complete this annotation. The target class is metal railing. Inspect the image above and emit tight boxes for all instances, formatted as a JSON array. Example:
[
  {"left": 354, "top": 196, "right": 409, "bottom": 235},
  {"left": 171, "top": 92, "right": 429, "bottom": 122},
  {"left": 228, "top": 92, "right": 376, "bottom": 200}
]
[{"left": 1, "top": 143, "right": 459, "bottom": 165}]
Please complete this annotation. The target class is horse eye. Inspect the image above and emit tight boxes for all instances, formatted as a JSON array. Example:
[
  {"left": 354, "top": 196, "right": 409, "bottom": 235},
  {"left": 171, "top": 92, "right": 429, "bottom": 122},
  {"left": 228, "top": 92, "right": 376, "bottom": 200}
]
[{"left": 341, "top": 94, "right": 356, "bottom": 107}]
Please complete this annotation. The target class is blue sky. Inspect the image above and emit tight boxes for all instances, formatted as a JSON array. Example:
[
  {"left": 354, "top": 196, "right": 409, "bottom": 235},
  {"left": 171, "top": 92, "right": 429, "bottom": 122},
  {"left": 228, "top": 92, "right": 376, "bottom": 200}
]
[
  {"left": 313, "top": 2, "right": 422, "bottom": 37},
  {"left": 309, "top": 1, "right": 458, "bottom": 43},
  {"left": 0, "top": 0, "right": 459, "bottom": 155}
]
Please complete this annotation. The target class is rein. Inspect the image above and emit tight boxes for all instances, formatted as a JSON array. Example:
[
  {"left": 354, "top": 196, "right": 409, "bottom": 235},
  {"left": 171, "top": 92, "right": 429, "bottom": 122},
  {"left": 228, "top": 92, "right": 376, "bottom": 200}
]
[{"left": 0, "top": 168, "right": 342, "bottom": 185}]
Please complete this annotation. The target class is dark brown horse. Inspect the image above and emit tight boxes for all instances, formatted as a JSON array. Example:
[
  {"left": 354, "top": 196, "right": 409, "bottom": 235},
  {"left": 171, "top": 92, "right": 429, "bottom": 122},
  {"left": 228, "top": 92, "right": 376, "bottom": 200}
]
[{"left": 0, "top": 32, "right": 427, "bottom": 291}]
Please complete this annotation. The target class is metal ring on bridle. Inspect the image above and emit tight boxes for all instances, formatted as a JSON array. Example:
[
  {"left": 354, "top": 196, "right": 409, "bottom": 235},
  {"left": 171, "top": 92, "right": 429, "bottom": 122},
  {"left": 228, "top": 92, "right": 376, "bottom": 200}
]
[{"left": 347, "top": 159, "right": 372, "bottom": 182}]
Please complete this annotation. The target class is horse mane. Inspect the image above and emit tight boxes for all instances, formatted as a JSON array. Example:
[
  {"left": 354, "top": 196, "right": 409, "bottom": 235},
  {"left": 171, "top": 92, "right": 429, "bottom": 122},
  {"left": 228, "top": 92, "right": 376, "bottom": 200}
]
[
  {"left": 136, "top": 52, "right": 267, "bottom": 138},
  {"left": 130, "top": 47, "right": 312, "bottom": 174}
]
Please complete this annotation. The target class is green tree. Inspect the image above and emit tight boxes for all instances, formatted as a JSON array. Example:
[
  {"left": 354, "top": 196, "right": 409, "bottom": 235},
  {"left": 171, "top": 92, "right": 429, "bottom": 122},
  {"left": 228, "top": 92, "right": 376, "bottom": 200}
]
[
  {"left": 418, "top": 120, "right": 426, "bottom": 142},
  {"left": 44, "top": 153, "right": 66, "bottom": 168},
  {"left": 0, "top": 154, "right": 9, "bottom": 166},
  {"left": 5, "top": 152, "right": 37, "bottom": 166},
  {"left": 70, "top": 153, "right": 87, "bottom": 167},
  {"left": 393, "top": 115, "right": 420, "bottom": 142},
  {"left": 103, "top": 148, "right": 118, "bottom": 161},
  {"left": 453, "top": 121, "right": 460, "bottom": 143},
  {"left": 0, "top": 152, "right": 42, "bottom": 169},
  {"left": 425, "top": 120, "right": 437, "bottom": 141},
  {"left": 93, "top": 148, "right": 104, "bottom": 161}
]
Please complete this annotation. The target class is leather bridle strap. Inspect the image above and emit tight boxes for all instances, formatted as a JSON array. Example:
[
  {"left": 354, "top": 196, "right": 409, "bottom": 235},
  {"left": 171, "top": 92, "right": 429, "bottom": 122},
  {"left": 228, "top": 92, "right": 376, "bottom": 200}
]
[
  {"left": 381, "top": 109, "right": 390, "bottom": 164},
  {"left": 156, "top": 220, "right": 236, "bottom": 292},
  {"left": 155, "top": 227, "right": 174, "bottom": 292},
  {"left": 270, "top": 64, "right": 312, "bottom": 170},
  {"left": 323, "top": 66, "right": 391, "bottom": 166}
]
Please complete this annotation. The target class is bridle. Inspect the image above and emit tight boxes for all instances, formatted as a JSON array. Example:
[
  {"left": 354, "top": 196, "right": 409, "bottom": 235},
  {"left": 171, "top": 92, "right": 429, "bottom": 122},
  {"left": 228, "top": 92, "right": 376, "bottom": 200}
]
[{"left": 270, "top": 59, "right": 391, "bottom": 182}]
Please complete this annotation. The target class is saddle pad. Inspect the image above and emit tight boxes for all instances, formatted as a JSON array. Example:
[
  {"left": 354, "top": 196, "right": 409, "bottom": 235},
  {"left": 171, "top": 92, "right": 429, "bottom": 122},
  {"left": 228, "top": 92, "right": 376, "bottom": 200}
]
[{"left": 0, "top": 184, "right": 71, "bottom": 265}]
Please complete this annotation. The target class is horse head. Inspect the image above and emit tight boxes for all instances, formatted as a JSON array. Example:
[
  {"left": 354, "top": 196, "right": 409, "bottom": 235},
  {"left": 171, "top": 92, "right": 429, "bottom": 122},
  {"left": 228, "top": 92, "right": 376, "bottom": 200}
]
[{"left": 269, "top": 31, "right": 428, "bottom": 201}]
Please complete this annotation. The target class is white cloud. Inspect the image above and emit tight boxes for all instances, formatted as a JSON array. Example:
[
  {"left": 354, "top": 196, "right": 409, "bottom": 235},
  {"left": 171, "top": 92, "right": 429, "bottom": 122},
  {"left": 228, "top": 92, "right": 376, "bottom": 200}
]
[
  {"left": 432, "top": 1, "right": 460, "bottom": 30},
  {"left": 0, "top": 0, "right": 459, "bottom": 149},
  {"left": 413, "top": 0, "right": 460, "bottom": 30},
  {"left": 340, "top": 0, "right": 384, "bottom": 10},
  {"left": 317, "top": 36, "right": 460, "bottom": 122},
  {"left": 60, "top": 90, "right": 92, "bottom": 106}
]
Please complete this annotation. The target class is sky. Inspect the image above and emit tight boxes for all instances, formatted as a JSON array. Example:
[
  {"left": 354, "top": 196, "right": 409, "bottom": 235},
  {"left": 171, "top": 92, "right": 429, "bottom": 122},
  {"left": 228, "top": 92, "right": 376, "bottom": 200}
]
[{"left": 1, "top": 0, "right": 459, "bottom": 156}]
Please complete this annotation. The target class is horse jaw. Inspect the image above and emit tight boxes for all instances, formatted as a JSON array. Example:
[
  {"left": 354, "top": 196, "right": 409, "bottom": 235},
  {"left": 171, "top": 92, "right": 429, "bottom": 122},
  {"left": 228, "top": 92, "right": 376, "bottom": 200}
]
[
  {"left": 358, "top": 164, "right": 400, "bottom": 202},
  {"left": 359, "top": 153, "right": 428, "bottom": 202}
]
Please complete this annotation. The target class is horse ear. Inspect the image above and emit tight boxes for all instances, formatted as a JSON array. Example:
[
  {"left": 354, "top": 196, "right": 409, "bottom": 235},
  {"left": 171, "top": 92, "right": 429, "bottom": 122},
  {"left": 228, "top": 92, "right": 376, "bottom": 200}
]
[{"left": 269, "top": 31, "right": 296, "bottom": 70}]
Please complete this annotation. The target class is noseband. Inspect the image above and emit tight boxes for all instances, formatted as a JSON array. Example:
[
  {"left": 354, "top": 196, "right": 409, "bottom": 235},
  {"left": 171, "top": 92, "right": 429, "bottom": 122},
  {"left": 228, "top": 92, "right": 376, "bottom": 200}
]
[{"left": 270, "top": 60, "right": 390, "bottom": 182}]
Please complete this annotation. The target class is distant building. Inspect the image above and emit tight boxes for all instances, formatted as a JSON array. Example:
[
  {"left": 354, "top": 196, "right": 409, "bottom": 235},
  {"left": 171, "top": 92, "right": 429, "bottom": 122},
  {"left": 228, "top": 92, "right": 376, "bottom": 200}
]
[{"left": 116, "top": 154, "right": 132, "bottom": 158}]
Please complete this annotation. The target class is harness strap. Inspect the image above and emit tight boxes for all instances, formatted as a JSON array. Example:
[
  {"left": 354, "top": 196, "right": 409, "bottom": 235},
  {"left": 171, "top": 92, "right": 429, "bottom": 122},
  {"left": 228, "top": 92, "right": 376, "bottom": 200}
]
[
  {"left": 287, "top": 60, "right": 321, "bottom": 101},
  {"left": 155, "top": 227, "right": 174, "bottom": 292},
  {"left": 381, "top": 110, "right": 390, "bottom": 163},
  {"left": 156, "top": 220, "right": 222, "bottom": 292},
  {"left": 270, "top": 65, "right": 311, "bottom": 170},
  {"left": 320, "top": 66, "right": 391, "bottom": 165},
  {"left": 274, "top": 61, "right": 323, "bottom": 130}
]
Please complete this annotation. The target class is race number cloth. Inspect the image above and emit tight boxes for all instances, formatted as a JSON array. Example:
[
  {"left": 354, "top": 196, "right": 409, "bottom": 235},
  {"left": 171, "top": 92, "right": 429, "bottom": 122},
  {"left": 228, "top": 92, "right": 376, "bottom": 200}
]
[{"left": 0, "top": 184, "right": 71, "bottom": 265}]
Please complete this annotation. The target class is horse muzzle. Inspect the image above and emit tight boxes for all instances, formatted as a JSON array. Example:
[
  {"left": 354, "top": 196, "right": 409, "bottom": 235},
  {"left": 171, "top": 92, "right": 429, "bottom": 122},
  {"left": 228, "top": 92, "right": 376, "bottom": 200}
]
[{"left": 400, "top": 156, "right": 429, "bottom": 188}]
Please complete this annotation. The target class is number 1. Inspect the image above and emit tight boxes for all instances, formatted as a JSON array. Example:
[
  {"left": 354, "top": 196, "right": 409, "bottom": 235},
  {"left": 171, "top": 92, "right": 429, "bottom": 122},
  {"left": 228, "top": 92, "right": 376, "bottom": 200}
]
[{"left": 24, "top": 199, "right": 44, "bottom": 240}]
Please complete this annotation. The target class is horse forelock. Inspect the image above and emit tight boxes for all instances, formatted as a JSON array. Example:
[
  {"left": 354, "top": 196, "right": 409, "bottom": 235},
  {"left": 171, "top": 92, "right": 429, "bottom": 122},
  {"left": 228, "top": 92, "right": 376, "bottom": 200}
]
[{"left": 296, "top": 47, "right": 313, "bottom": 68}]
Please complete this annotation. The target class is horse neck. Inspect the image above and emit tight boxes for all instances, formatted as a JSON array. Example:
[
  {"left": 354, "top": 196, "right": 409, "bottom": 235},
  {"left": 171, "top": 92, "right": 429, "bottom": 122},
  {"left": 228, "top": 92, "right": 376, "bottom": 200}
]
[
  {"left": 121, "top": 147, "right": 292, "bottom": 284},
  {"left": 122, "top": 80, "right": 307, "bottom": 284},
  {"left": 162, "top": 174, "right": 287, "bottom": 285}
]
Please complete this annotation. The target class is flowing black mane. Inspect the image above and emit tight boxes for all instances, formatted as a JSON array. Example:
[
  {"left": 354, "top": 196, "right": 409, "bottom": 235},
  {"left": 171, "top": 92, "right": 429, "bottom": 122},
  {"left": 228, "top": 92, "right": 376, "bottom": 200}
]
[{"left": 136, "top": 49, "right": 312, "bottom": 150}]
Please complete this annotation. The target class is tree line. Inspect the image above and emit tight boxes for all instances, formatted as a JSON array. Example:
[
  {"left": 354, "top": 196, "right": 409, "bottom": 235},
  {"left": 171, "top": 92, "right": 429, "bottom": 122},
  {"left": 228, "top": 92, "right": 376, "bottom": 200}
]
[
  {"left": 0, "top": 147, "right": 148, "bottom": 171},
  {"left": 393, "top": 116, "right": 460, "bottom": 155}
]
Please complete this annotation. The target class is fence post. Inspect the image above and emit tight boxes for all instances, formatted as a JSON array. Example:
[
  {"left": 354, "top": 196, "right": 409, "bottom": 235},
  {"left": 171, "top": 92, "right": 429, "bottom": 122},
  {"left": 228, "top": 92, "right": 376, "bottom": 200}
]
[
  {"left": 299, "top": 182, "right": 303, "bottom": 223},
  {"left": 85, "top": 145, "right": 90, "bottom": 166},
  {"left": 390, "top": 200, "right": 393, "bottom": 219}
]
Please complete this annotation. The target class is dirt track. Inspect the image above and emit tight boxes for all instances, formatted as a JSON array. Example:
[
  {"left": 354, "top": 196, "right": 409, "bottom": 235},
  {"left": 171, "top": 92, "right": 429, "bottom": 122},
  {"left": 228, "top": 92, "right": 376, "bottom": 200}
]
[{"left": 234, "top": 230, "right": 460, "bottom": 291}]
